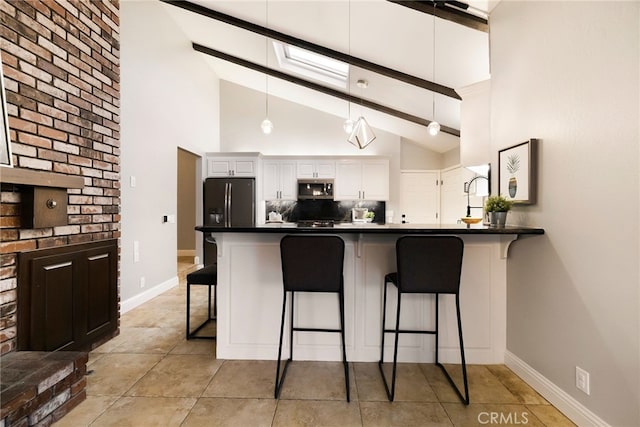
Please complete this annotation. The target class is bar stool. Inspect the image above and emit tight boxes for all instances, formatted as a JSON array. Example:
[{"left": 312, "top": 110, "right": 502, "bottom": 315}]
[
  {"left": 186, "top": 264, "right": 217, "bottom": 340},
  {"left": 275, "top": 235, "right": 350, "bottom": 402},
  {"left": 378, "top": 235, "right": 469, "bottom": 404}
]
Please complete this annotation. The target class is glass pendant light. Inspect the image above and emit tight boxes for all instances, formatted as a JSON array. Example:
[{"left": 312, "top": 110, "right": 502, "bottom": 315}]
[
  {"left": 348, "top": 79, "right": 376, "bottom": 149},
  {"left": 261, "top": 0, "right": 273, "bottom": 135},
  {"left": 343, "top": 0, "right": 353, "bottom": 135},
  {"left": 429, "top": 2, "right": 440, "bottom": 137}
]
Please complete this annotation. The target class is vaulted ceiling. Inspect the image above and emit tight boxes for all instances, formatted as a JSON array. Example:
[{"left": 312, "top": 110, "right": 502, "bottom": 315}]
[{"left": 160, "top": 0, "right": 493, "bottom": 153}]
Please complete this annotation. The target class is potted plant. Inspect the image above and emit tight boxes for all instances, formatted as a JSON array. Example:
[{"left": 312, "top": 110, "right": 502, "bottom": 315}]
[
  {"left": 484, "top": 195, "right": 513, "bottom": 227},
  {"left": 364, "top": 211, "right": 375, "bottom": 223}
]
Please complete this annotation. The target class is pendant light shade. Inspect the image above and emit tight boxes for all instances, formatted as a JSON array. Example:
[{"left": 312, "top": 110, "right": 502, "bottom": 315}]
[
  {"left": 343, "top": 119, "right": 354, "bottom": 134},
  {"left": 427, "top": 121, "right": 440, "bottom": 136},
  {"left": 261, "top": 118, "right": 273, "bottom": 134},
  {"left": 348, "top": 116, "right": 376, "bottom": 149}
]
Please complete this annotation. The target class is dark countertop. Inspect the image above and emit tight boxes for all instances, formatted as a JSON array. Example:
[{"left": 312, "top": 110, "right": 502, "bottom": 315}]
[{"left": 196, "top": 223, "right": 544, "bottom": 235}]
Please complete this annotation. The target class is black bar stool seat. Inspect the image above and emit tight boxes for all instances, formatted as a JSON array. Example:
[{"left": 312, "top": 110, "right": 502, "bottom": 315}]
[{"left": 186, "top": 264, "right": 217, "bottom": 340}]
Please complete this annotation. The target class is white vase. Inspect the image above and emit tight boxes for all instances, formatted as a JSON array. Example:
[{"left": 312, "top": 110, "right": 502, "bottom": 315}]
[{"left": 489, "top": 211, "right": 508, "bottom": 227}]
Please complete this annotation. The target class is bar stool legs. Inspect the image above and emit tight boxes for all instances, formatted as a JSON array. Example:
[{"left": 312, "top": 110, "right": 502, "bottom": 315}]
[
  {"left": 274, "top": 290, "right": 350, "bottom": 402},
  {"left": 378, "top": 282, "right": 469, "bottom": 404},
  {"left": 186, "top": 265, "right": 217, "bottom": 340}
]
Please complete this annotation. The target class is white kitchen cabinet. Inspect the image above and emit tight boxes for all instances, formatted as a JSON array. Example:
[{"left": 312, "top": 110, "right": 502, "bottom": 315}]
[
  {"left": 207, "top": 155, "right": 258, "bottom": 177},
  {"left": 335, "top": 159, "right": 389, "bottom": 201},
  {"left": 296, "top": 160, "right": 335, "bottom": 179},
  {"left": 263, "top": 160, "right": 296, "bottom": 200}
]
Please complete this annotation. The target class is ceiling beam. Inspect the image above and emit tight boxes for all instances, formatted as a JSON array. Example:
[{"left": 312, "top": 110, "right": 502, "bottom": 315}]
[
  {"left": 160, "top": 0, "right": 461, "bottom": 101},
  {"left": 193, "top": 43, "right": 460, "bottom": 137},
  {"left": 387, "top": 1, "right": 489, "bottom": 32}
]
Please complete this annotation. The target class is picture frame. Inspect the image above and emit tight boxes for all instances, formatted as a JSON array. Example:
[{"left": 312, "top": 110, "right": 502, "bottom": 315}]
[
  {"left": 498, "top": 139, "right": 538, "bottom": 205},
  {"left": 1, "top": 56, "right": 13, "bottom": 168}
]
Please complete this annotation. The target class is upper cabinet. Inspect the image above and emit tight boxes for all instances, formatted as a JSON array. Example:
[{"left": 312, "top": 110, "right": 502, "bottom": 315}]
[
  {"left": 335, "top": 159, "right": 389, "bottom": 201},
  {"left": 296, "top": 160, "right": 335, "bottom": 179},
  {"left": 263, "top": 159, "right": 296, "bottom": 200},
  {"left": 207, "top": 153, "right": 260, "bottom": 177}
]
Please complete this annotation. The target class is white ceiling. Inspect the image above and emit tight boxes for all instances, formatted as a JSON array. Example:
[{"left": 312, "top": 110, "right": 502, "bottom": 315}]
[{"left": 161, "top": 0, "right": 491, "bottom": 153}]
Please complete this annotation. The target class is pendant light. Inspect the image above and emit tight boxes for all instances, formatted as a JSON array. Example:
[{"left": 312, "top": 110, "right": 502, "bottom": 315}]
[
  {"left": 343, "top": 0, "right": 354, "bottom": 134},
  {"left": 348, "top": 79, "right": 376, "bottom": 149},
  {"left": 427, "top": 2, "right": 440, "bottom": 137},
  {"left": 261, "top": 0, "right": 273, "bottom": 135}
]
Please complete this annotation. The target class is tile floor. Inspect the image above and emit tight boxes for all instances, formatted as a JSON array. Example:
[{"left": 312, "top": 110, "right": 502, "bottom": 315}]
[{"left": 55, "top": 257, "right": 575, "bottom": 426}]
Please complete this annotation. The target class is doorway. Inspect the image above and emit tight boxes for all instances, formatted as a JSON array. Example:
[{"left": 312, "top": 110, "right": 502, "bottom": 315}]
[{"left": 177, "top": 148, "right": 199, "bottom": 268}]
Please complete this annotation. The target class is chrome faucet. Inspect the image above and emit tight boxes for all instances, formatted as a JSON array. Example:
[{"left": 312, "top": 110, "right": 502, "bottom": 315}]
[{"left": 464, "top": 175, "right": 489, "bottom": 217}]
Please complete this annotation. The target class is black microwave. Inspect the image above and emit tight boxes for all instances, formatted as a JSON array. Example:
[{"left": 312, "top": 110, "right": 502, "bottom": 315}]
[{"left": 297, "top": 179, "right": 334, "bottom": 200}]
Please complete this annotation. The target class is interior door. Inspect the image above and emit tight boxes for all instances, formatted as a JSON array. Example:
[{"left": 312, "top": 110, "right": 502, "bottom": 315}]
[{"left": 399, "top": 171, "right": 440, "bottom": 224}]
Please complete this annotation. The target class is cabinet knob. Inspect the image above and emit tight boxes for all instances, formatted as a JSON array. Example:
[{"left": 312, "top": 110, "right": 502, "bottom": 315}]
[{"left": 46, "top": 199, "right": 57, "bottom": 209}]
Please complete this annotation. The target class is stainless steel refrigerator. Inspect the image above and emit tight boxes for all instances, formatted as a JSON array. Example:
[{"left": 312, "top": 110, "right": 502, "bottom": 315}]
[{"left": 203, "top": 177, "right": 255, "bottom": 265}]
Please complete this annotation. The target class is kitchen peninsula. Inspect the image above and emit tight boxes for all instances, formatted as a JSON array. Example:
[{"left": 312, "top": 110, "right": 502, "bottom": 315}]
[{"left": 196, "top": 224, "right": 543, "bottom": 364}]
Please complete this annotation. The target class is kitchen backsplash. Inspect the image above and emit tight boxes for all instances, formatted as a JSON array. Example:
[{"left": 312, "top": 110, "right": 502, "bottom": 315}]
[{"left": 265, "top": 200, "right": 386, "bottom": 224}]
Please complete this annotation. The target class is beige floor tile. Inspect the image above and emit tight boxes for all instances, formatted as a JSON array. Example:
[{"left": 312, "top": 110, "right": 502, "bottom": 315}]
[
  {"left": 170, "top": 338, "right": 216, "bottom": 356},
  {"left": 90, "top": 396, "right": 195, "bottom": 426},
  {"left": 86, "top": 353, "right": 163, "bottom": 396},
  {"left": 182, "top": 398, "right": 277, "bottom": 427},
  {"left": 278, "top": 361, "right": 355, "bottom": 401},
  {"left": 526, "top": 404, "right": 577, "bottom": 426},
  {"left": 360, "top": 401, "right": 453, "bottom": 427},
  {"left": 378, "top": 362, "right": 439, "bottom": 402},
  {"left": 421, "top": 364, "right": 519, "bottom": 404},
  {"left": 121, "top": 307, "right": 184, "bottom": 329},
  {"left": 104, "top": 327, "right": 182, "bottom": 354},
  {"left": 126, "top": 354, "right": 223, "bottom": 397},
  {"left": 53, "top": 395, "right": 119, "bottom": 426},
  {"left": 203, "top": 360, "right": 276, "bottom": 398},
  {"left": 273, "top": 399, "right": 362, "bottom": 427},
  {"left": 486, "top": 365, "right": 549, "bottom": 405},
  {"left": 442, "top": 403, "right": 545, "bottom": 427},
  {"left": 354, "top": 362, "right": 388, "bottom": 402}
]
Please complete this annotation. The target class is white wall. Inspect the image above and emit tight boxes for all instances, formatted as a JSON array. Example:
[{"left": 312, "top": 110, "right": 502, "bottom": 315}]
[
  {"left": 400, "top": 137, "right": 444, "bottom": 170},
  {"left": 120, "top": 0, "right": 220, "bottom": 303},
  {"left": 490, "top": 2, "right": 639, "bottom": 425}
]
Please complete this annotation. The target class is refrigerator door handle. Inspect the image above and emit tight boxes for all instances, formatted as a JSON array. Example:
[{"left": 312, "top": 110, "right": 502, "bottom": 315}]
[{"left": 224, "top": 182, "right": 230, "bottom": 227}]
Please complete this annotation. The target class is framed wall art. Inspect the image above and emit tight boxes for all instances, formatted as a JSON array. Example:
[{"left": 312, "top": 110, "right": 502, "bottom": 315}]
[
  {"left": 1, "top": 55, "right": 12, "bottom": 167},
  {"left": 498, "top": 139, "right": 538, "bottom": 204}
]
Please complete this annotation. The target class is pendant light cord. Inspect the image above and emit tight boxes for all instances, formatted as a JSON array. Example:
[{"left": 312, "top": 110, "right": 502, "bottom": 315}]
[
  {"left": 432, "top": 2, "right": 436, "bottom": 124},
  {"left": 265, "top": 0, "right": 269, "bottom": 117}
]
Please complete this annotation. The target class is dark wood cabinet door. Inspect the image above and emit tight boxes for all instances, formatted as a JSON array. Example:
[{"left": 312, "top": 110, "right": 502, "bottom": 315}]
[
  {"left": 31, "top": 253, "right": 78, "bottom": 351},
  {"left": 18, "top": 239, "right": 118, "bottom": 351}
]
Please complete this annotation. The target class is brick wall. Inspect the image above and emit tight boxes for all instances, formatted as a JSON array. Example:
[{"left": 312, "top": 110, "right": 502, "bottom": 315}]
[{"left": 0, "top": 0, "right": 120, "bottom": 354}]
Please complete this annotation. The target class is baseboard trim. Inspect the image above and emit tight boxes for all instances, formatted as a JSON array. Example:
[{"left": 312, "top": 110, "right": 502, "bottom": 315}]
[
  {"left": 120, "top": 276, "right": 179, "bottom": 314},
  {"left": 177, "top": 249, "right": 196, "bottom": 257},
  {"left": 505, "top": 350, "right": 610, "bottom": 427}
]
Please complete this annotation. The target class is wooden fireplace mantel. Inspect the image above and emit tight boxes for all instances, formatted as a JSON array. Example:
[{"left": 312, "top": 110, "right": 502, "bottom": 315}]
[{"left": 0, "top": 167, "right": 85, "bottom": 189}]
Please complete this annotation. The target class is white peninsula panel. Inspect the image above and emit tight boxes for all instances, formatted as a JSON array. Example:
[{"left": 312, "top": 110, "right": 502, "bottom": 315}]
[{"left": 211, "top": 231, "right": 514, "bottom": 364}]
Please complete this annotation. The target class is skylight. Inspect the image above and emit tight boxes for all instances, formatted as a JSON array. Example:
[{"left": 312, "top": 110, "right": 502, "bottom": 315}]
[{"left": 273, "top": 41, "right": 349, "bottom": 88}]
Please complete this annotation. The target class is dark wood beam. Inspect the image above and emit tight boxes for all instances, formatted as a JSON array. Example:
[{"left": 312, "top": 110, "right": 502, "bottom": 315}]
[
  {"left": 160, "top": 0, "right": 461, "bottom": 101},
  {"left": 193, "top": 43, "right": 460, "bottom": 137},
  {"left": 387, "top": 1, "right": 489, "bottom": 33}
]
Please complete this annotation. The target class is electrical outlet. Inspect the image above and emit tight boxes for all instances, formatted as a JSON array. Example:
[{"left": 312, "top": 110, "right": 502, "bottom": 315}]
[
  {"left": 140, "top": 277, "right": 146, "bottom": 288},
  {"left": 576, "top": 366, "right": 590, "bottom": 395}
]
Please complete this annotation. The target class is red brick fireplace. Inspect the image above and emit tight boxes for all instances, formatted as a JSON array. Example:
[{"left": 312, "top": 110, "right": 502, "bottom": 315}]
[
  {"left": 1, "top": 1, "right": 121, "bottom": 424},
  {"left": 1, "top": 0, "right": 121, "bottom": 354}
]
